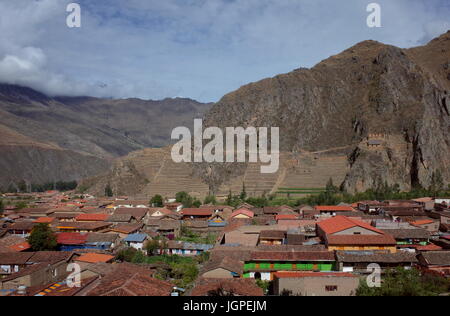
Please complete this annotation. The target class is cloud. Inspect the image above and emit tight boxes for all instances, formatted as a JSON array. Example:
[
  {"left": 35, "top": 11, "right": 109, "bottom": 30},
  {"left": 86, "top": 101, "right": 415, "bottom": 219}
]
[{"left": 0, "top": 0, "right": 449, "bottom": 102}]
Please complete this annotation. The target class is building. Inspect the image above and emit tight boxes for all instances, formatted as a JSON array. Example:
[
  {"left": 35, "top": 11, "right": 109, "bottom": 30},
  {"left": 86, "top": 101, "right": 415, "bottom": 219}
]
[
  {"left": 417, "top": 251, "right": 450, "bottom": 276},
  {"left": 314, "top": 206, "right": 355, "bottom": 217},
  {"left": 258, "top": 230, "right": 286, "bottom": 245},
  {"left": 123, "top": 233, "right": 148, "bottom": 250},
  {"left": 272, "top": 272, "right": 359, "bottom": 296},
  {"left": 243, "top": 251, "right": 336, "bottom": 281},
  {"left": 317, "top": 216, "right": 397, "bottom": 253},
  {"left": 180, "top": 209, "right": 213, "bottom": 221},
  {"left": 336, "top": 251, "right": 418, "bottom": 274},
  {"left": 190, "top": 278, "right": 263, "bottom": 296}
]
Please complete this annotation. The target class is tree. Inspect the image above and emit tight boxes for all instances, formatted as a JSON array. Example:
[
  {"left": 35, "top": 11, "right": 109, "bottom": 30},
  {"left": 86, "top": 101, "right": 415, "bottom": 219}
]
[
  {"left": 105, "top": 184, "right": 113, "bottom": 197},
  {"left": 192, "top": 199, "right": 202, "bottom": 208},
  {"left": 356, "top": 268, "right": 450, "bottom": 296},
  {"left": 176, "top": 191, "right": 194, "bottom": 208},
  {"left": 145, "top": 239, "right": 161, "bottom": 256},
  {"left": 27, "top": 224, "right": 58, "bottom": 251},
  {"left": 204, "top": 195, "right": 217, "bottom": 205},
  {"left": 240, "top": 183, "right": 247, "bottom": 200},
  {"left": 326, "top": 178, "right": 339, "bottom": 194},
  {"left": 150, "top": 194, "right": 164, "bottom": 207},
  {"left": 116, "top": 247, "right": 138, "bottom": 262}
]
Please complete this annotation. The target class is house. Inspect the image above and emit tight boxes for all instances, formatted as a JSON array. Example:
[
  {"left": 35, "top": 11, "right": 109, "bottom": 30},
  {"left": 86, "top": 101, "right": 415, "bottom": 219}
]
[
  {"left": 180, "top": 208, "right": 213, "bottom": 221},
  {"left": 106, "top": 214, "right": 133, "bottom": 225},
  {"left": 315, "top": 206, "right": 355, "bottom": 217},
  {"left": 336, "top": 251, "right": 418, "bottom": 274},
  {"left": 114, "top": 208, "right": 149, "bottom": 221},
  {"left": 0, "top": 235, "right": 30, "bottom": 253},
  {"left": 123, "top": 233, "right": 148, "bottom": 250},
  {"left": 298, "top": 205, "right": 317, "bottom": 218},
  {"left": 190, "top": 277, "right": 263, "bottom": 296},
  {"left": 108, "top": 223, "right": 144, "bottom": 238},
  {"left": 7, "top": 221, "right": 35, "bottom": 237},
  {"left": 16, "top": 208, "right": 54, "bottom": 219},
  {"left": 0, "top": 252, "right": 74, "bottom": 295},
  {"left": 85, "top": 233, "right": 119, "bottom": 251},
  {"left": 258, "top": 230, "right": 286, "bottom": 245},
  {"left": 380, "top": 228, "right": 431, "bottom": 251},
  {"left": 0, "top": 252, "right": 35, "bottom": 276},
  {"left": 408, "top": 219, "right": 440, "bottom": 235},
  {"left": 57, "top": 233, "right": 88, "bottom": 251},
  {"left": 272, "top": 272, "right": 359, "bottom": 296},
  {"left": 165, "top": 241, "right": 213, "bottom": 256},
  {"left": 317, "top": 216, "right": 397, "bottom": 253},
  {"left": 33, "top": 217, "right": 55, "bottom": 224},
  {"left": 74, "top": 253, "right": 114, "bottom": 267},
  {"left": 75, "top": 213, "right": 109, "bottom": 222},
  {"left": 243, "top": 251, "right": 336, "bottom": 281},
  {"left": 200, "top": 256, "right": 243, "bottom": 278},
  {"left": 83, "top": 263, "right": 174, "bottom": 296},
  {"left": 56, "top": 221, "right": 111, "bottom": 233},
  {"left": 357, "top": 201, "right": 386, "bottom": 214},
  {"left": 412, "top": 197, "right": 435, "bottom": 211},
  {"left": 221, "top": 230, "right": 259, "bottom": 247},
  {"left": 230, "top": 208, "right": 254, "bottom": 219},
  {"left": 417, "top": 251, "right": 450, "bottom": 276}
]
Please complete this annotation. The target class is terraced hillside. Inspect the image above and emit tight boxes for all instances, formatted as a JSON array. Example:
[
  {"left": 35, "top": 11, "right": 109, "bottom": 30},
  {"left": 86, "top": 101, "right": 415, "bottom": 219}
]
[{"left": 83, "top": 147, "right": 349, "bottom": 198}]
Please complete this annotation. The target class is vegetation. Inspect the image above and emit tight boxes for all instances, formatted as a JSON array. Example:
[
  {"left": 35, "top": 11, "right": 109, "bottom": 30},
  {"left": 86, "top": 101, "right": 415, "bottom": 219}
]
[
  {"left": 118, "top": 248, "right": 200, "bottom": 289},
  {"left": 203, "top": 195, "right": 217, "bottom": 205},
  {"left": 176, "top": 191, "right": 201, "bottom": 208},
  {"left": 27, "top": 223, "right": 58, "bottom": 251},
  {"left": 178, "top": 225, "right": 217, "bottom": 244},
  {"left": 150, "top": 194, "right": 164, "bottom": 207},
  {"left": 104, "top": 184, "right": 113, "bottom": 197},
  {"left": 220, "top": 178, "right": 450, "bottom": 208},
  {"left": 356, "top": 268, "right": 450, "bottom": 296},
  {"left": 14, "top": 201, "right": 28, "bottom": 210}
]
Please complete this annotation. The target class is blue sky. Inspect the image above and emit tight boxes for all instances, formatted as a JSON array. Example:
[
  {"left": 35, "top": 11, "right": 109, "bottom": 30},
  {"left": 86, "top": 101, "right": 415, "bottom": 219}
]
[{"left": 0, "top": 0, "right": 449, "bottom": 102}]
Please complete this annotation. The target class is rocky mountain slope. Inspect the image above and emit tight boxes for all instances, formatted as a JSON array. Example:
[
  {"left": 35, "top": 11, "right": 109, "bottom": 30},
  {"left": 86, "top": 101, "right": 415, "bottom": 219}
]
[
  {"left": 85, "top": 31, "right": 450, "bottom": 197},
  {"left": 0, "top": 85, "right": 211, "bottom": 188}
]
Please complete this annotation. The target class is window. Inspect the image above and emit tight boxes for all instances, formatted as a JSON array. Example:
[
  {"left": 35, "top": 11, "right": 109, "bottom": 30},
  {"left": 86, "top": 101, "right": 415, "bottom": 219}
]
[
  {"left": 353, "top": 232, "right": 361, "bottom": 235},
  {"left": 325, "top": 286, "right": 338, "bottom": 292}
]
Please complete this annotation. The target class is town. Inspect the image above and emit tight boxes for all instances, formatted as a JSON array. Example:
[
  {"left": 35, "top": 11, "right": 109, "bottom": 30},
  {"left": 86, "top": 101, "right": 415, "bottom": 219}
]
[{"left": 0, "top": 185, "right": 449, "bottom": 296}]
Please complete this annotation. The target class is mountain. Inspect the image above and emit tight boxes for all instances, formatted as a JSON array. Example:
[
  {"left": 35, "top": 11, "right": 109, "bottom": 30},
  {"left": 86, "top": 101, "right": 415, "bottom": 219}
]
[
  {"left": 84, "top": 31, "right": 450, "bottom": 198},
  {"left": 0, "top": 84, "right": 211, "bottom": 188}
]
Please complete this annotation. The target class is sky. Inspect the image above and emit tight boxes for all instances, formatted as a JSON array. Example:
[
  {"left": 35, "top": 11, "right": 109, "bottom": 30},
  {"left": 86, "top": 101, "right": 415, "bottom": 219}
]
[{"left": 0, "top": 0, "right": 449, "bottom": 102}]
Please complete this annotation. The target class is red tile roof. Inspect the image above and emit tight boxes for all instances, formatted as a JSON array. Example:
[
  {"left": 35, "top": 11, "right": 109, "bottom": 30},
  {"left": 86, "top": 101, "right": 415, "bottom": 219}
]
[
  {"left": 76, "top": 253, "right": 114, "bottom": 263},
  {"left": 34, "top": 217, "right": 55, "bottom": 224},
  {"left": 410, "top": 219, "right": 434, "bottom": 226},
  {"left": 416, "top": 244, "right": 443, "bottom": 251},
  {"left": 317, "top": 215, "right": 384, "bottom": 235},
  {"left": 86, "top": 263, "right": 173, "bottom": 296},
  {"left": 315, "top": 206, "right": 354, "bottom": 212},
  {"left": 9, "top": 242, "right": 31, "bottom": 252},
  {"left": 181, "top": 209, "right": 213, "bottom": 216},
  {"left": 75, "top": 213, "right": 109, "bottom": 221},
  {"left": 56, "top": 233, "right": 88, "bottom": 245}
]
